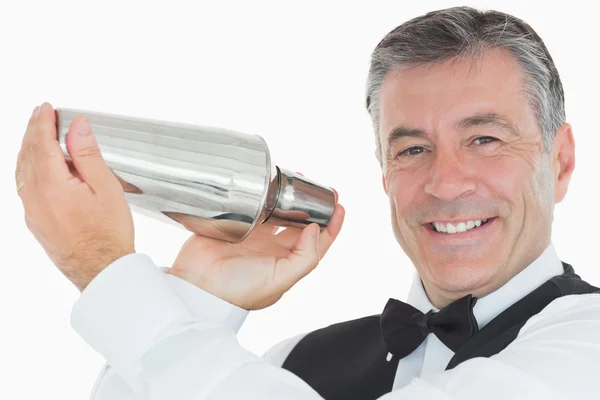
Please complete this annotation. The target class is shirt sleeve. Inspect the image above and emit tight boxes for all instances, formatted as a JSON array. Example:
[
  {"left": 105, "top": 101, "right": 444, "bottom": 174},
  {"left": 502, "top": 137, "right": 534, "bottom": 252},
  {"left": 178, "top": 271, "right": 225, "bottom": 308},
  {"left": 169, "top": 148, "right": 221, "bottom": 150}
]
[
  {"left": 72, "top": 253, "right": 600, "bottom": 400},
  {"left": 71, "top": 253, "right": 254, "bottom": 399},
  {"left": 161, "top": 266, "right": 249, "bottom": 332}
]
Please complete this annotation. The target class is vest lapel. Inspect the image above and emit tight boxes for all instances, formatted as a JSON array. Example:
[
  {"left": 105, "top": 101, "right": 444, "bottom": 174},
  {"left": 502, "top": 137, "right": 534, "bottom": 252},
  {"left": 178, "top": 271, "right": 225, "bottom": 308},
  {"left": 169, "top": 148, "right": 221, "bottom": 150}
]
[
  {"left": 447, "top": 263, "right": 599, "bottom": 369},
  {"left": 282, "top": 263, "right": 599, "bottom": 398},
  {"left": 282, "top": 315, "right": 399, "bottom": 400}
]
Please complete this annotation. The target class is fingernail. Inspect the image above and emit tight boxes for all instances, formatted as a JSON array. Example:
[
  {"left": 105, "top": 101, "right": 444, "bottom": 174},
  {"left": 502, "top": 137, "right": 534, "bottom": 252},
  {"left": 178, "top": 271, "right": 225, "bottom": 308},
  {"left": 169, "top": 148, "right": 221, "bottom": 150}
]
[
  {"left": 311, "top": 224, "right": 319, "bottom": 237},
  {"left": 31, "top": 106, "right": 39, "bottom": 117},
  {"left": 74, "top": 117, "right": 92, "bottom": 135}
]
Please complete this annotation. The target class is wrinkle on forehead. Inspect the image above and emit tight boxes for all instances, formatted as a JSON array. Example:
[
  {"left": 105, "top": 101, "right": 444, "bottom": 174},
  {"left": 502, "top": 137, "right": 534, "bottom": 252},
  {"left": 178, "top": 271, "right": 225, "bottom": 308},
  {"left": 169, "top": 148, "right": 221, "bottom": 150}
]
[{"left": 377, "top": 48, "right": 539, "bottom": 157}]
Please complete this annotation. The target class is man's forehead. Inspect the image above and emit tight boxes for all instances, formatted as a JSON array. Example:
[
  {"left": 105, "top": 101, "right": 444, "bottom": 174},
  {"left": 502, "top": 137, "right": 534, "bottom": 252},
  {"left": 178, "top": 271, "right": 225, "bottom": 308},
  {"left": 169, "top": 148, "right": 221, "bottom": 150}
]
[{"left": 378, "top": 49, "right": 532, "bottom": 143}]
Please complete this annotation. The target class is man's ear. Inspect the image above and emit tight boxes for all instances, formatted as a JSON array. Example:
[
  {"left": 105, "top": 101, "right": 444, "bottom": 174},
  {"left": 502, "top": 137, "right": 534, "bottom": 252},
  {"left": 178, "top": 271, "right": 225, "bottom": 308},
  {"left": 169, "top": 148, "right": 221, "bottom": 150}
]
[
  {"left": 552, "top": 123, "right": 575, "bottom": 203},
  {"left": 381, "top": 173, "right": 388, "bottom": 195}
]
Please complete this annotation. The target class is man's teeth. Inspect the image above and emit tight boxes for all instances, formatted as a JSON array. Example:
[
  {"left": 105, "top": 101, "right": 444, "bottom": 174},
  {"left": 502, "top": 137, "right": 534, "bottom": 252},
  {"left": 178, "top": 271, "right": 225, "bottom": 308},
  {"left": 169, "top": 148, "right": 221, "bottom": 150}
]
[{"left": 432, "top": 219, "right": 488, "bottom": 234}]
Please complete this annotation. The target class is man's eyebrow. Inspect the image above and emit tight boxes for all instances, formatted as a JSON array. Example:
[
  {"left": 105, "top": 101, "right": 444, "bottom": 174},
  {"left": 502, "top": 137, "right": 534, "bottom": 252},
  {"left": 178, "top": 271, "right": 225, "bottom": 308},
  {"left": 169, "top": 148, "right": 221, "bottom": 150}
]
[
  {"left": 385, "top": 126, "right": 425, "bottom": 154},
  {"left": 457, "top": 112, "right": 522, "bottom": 137},
  {"left": 383, "top": 113, "right": 521, "bottom": 159}
]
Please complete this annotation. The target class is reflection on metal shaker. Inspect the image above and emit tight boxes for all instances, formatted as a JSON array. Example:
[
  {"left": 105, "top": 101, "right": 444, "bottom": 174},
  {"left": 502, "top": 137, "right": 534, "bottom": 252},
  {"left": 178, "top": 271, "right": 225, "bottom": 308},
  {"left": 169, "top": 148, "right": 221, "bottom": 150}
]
[{"left": 55, "top": 108, "right": 335, "bottom": 243}]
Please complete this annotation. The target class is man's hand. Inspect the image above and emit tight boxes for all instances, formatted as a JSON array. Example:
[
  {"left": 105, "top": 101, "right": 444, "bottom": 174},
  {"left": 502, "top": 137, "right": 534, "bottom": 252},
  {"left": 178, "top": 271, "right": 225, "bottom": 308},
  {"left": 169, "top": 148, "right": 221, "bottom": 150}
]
[
  {"left": 15, "top": 103, "right": 135, "bottom": 291},
  {"left": 168, "top": 192, "right": 345, "bottom": 310}
]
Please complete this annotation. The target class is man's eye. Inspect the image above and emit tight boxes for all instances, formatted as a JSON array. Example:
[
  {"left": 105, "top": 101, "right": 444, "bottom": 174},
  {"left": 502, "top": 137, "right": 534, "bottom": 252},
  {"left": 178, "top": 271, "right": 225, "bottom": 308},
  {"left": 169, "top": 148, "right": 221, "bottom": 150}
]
[
  {"left": 473, "top": 136, "right": 498, "bottom": 145},
  {"left": 399, "top": 147, "right": 425, "bottom": 157}
]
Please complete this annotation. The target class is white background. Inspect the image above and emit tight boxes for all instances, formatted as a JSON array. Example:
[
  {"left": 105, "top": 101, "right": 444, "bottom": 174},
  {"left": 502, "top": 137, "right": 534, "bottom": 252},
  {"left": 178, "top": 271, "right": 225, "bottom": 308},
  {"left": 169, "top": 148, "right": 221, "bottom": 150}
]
[{"left": 1, "top": 0, "right": 598, "bottom": 398}]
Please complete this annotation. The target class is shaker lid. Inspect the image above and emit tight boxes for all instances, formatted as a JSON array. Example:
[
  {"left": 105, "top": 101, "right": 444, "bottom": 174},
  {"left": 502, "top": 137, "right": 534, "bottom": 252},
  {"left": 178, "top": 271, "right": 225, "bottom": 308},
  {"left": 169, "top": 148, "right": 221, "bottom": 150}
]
[{"left": 264, "top": 166, "right": 336, "bottom": 229}]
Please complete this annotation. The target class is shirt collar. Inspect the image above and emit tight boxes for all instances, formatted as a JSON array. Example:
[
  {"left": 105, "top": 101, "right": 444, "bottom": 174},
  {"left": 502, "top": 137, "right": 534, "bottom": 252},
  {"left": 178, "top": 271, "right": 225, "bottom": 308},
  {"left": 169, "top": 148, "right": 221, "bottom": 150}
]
[{"left": 406, "top": 242, "right": 564, "bottom": 329}]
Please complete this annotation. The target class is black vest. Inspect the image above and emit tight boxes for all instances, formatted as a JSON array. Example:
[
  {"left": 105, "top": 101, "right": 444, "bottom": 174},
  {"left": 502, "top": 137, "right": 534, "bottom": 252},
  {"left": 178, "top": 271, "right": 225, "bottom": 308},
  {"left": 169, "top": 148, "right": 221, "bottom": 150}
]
[{"left": 281, "top": 263, "right": 599, "bottom": 400}]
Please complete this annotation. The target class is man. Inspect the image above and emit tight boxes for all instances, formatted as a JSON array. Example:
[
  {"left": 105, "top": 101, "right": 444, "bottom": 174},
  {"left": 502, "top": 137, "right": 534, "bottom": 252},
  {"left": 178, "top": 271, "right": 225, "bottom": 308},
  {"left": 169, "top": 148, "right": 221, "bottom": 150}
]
[{"left": 15, "top": 6, "right": 600, "bottom": 399}]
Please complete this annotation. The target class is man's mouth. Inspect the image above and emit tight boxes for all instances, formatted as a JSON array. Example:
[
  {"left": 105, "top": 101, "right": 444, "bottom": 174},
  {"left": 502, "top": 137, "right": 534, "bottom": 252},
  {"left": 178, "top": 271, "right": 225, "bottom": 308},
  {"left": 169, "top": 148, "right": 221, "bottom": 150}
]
[{"left": 429, "top": 218, "right": 493, "bottom": 234}]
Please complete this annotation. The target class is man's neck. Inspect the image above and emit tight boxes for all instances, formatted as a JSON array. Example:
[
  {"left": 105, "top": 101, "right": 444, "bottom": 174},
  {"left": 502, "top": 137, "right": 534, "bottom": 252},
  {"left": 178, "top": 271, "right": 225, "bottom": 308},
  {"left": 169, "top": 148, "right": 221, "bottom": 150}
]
[{"left": 418, "top": 242, "right": 558, "bottom": 310}]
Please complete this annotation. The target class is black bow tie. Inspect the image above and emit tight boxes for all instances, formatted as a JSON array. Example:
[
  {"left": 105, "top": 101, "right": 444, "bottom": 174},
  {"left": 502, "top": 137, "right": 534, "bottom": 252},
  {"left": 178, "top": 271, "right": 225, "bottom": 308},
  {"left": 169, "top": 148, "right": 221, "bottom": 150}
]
[{"left": 380, "top": 294, "right": 479, "bottom": 359}]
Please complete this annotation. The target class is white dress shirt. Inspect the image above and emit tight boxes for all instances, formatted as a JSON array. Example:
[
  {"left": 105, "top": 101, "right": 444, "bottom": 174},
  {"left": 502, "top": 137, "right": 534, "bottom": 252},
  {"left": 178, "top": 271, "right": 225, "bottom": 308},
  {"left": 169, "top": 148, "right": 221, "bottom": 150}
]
[{"left": 71, "top": 243, "right": 600, "bottom": 399}]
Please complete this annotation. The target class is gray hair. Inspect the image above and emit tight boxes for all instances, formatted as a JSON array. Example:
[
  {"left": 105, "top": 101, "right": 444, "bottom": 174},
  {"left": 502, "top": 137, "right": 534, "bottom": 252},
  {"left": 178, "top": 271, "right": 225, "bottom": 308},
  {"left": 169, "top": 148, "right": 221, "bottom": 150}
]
[{"left": 366, "top": 6, "right": 565, "bottom": 162}]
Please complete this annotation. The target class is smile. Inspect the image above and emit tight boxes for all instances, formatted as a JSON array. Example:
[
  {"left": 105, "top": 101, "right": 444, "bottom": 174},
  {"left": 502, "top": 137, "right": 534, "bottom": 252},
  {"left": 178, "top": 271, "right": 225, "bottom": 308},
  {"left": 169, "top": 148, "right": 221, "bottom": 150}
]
[{"left": 430, "top": 219, "right": 492, "bottom": 234}]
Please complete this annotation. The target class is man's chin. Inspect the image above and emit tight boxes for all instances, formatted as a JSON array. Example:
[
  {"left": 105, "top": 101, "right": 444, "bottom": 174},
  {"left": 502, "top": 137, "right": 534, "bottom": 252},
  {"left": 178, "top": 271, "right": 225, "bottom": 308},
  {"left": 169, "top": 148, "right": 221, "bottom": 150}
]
[{"left": 421, "top": 259, "right": 502, "bottom": 298}]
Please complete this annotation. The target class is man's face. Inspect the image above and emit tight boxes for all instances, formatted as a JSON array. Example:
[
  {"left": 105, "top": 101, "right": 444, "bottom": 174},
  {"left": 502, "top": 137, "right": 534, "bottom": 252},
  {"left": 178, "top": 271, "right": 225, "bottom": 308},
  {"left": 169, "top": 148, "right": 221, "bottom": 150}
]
[{"left": 378, "top": 49, "right": 573, "bottom": 306}]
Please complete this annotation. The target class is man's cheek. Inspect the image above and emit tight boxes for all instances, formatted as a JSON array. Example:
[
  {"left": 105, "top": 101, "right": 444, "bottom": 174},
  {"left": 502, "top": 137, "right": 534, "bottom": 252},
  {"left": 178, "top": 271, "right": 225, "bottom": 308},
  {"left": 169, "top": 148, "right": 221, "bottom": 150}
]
[
  {"left": 396, "top": 193, "right": 420, "bottom": 220},
  {"left": 387, "top": 180, "right": 408, "bottom": 205}
]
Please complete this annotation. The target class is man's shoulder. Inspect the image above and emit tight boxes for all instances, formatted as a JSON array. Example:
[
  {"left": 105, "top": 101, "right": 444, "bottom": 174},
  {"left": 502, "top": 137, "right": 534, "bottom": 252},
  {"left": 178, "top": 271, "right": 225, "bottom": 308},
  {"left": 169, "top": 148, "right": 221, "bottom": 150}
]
[
  {"left": 545, "top": 292, "right": 600, "bottom": 313},
  {"left": 521, "top": 293, "right": 600, "bottom": 334}
]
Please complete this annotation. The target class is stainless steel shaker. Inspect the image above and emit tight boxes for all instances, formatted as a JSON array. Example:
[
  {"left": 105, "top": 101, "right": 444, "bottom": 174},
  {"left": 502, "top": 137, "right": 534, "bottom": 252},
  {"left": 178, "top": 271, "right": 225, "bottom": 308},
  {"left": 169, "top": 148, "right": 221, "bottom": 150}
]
[{"left": 55, "top": 108, "right": 335, "bottom": 243}]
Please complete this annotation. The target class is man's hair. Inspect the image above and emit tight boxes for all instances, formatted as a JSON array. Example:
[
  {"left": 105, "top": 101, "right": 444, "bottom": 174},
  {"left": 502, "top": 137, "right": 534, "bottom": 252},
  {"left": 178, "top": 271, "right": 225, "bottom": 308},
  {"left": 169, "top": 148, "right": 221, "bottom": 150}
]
[{"left": 366, "top": 6, "right": 565, "bottom": 161}]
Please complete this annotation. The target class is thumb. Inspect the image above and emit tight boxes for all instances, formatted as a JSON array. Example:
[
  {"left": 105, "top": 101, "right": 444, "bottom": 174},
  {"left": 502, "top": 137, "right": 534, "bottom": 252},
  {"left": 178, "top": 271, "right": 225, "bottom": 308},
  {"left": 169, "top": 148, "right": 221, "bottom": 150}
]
[
  {"left": 66, "top": 116, "right": 115, "bottom": 191},
  {"left": 278, "top": 223, "right": 321, "bottom": 285}
]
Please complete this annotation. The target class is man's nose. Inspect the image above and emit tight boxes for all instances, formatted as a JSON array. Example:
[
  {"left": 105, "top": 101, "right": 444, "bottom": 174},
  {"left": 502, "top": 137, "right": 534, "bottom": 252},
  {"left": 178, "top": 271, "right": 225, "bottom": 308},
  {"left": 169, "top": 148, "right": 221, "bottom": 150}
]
[{"left": 423, "top": 152, "right": 476, "bottom": 201}]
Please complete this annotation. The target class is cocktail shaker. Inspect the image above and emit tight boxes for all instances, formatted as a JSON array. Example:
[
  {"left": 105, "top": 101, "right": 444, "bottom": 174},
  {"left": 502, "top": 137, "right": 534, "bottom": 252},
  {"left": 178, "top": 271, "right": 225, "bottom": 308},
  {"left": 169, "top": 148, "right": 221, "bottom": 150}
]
[{"left": 55, "top": 108, "right": 335, "bottom": 243}]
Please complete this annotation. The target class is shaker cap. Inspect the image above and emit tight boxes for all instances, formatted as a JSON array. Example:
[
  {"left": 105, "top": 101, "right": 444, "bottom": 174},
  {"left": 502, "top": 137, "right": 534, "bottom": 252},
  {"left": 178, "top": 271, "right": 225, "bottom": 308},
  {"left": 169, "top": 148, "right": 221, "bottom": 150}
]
[{"left": 264, "top": 167, "right": 336, "bottom": 230}]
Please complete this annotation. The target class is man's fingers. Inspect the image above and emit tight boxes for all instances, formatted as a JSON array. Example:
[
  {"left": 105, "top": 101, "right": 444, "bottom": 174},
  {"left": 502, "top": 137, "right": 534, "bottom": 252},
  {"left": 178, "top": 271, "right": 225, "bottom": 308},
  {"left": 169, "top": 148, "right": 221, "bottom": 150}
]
[
  {"left": 66, "top": 115, "right": 118, "bottom": 193},
  {"left": 276, "top": 223, "right": 321, "bottom": 285},
  {"left": 275, "top": 195, "right": 343, "bottom": 250},
  {"left": 274, "top": 203, "right": 345, "bottom": 286},
  {"left": 25, "top": 105, "right": 40, "bottom": 132},
  {"left": 15, "top": 150, "right": 26, "bottom": 198},
  {"left": 21, "top": 103, "right": 72, "bottom": 185},
  {"left": 317, "top": 203, "right": 345, "bottom": 256}
]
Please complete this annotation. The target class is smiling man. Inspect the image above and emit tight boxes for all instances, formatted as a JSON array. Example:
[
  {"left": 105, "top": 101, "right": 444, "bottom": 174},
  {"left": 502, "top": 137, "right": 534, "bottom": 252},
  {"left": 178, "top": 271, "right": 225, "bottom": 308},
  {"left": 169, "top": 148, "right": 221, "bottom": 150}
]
[
  {"left": 16, "top": 5, "right": 600, "bottom": 400},
  {"left": 377, "top": 46, "right": 563, "bottom": 309}
]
